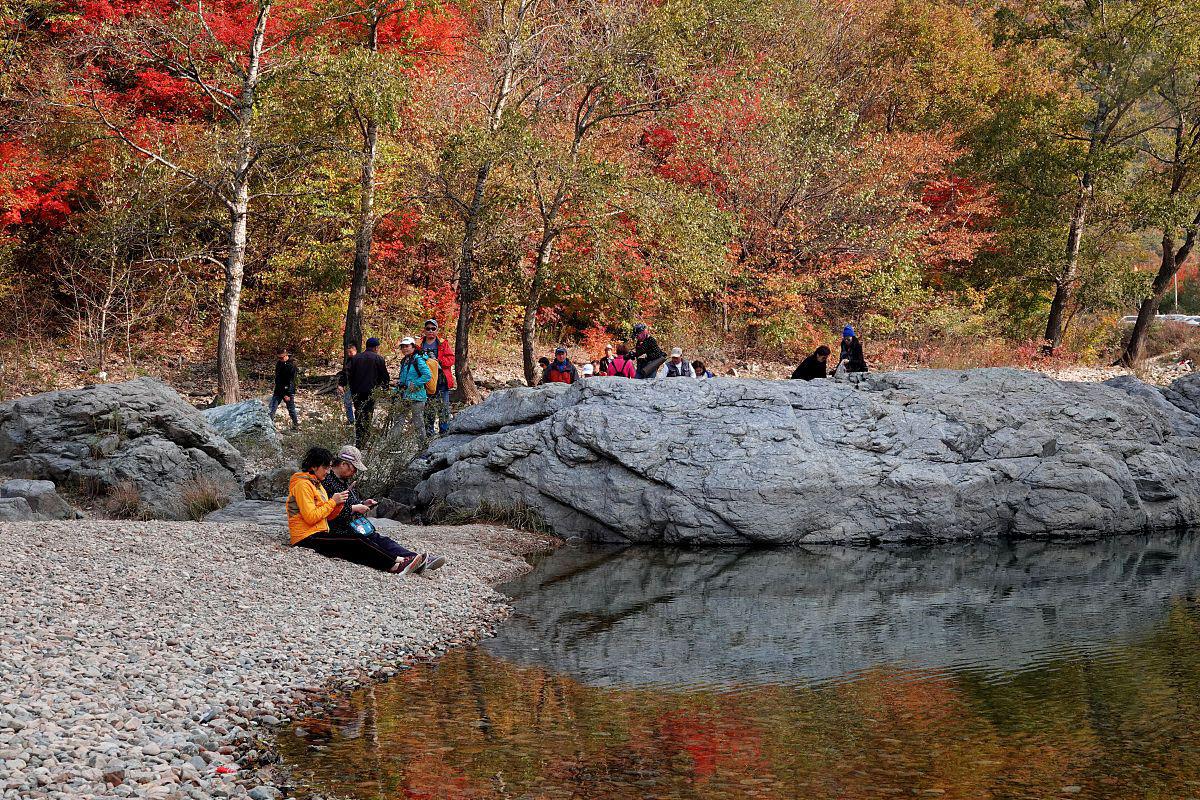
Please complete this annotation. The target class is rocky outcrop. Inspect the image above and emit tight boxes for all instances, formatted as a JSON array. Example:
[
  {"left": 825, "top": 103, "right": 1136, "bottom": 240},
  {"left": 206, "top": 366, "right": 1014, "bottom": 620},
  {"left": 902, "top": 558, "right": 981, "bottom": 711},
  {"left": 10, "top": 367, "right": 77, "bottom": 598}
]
[
  {"left": 415, "top": 369, "right": 1200, "bottom": 544},
  {"left": 201, "top": 398, "right": 282, "bottom": 459},
  {"left": 0, "top": 378, "right": 244, "bottom": 520},
  {"left": 0, "top": 479, "right": 76, "bottom": 520}
]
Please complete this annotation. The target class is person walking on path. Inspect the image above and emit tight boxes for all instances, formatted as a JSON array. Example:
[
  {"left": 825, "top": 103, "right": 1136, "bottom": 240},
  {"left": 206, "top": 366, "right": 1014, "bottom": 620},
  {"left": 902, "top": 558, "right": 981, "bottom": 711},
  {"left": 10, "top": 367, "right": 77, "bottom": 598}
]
[
  {"left": 540, "top": 347, "right": 579, "bottom": 384},
  {"left": 835, "top": 326, "right": 869, "bottom": 374},
  {"left": 792, "top": 345, "right": 832, "bottom": 380},
  {"left": 269, "top": 348, "right": 300, "bottom": 430},
  {"left": 346, "top": 337, "right": 390, "bottom": 447},
  {"left": 419, "top": 319, "right": 455, "bottom": 437},
  {"left": 633, "top": 323, "right": 667, "bottom": 379},
  {"left": 336, "top": 344, "right": 357, "bottom": 427},
  {"left": 692, "top": 360, "right": 714, "bottom": 378},
  {"left": 664, "top": 348, "right": 694, "bottom": 377},
  {"left": 606, "top": 344, "right": 636, "bottom": 377},
  {"left": 395, "top": 337, "right": 433, "bottom": 442},
  {"left": 318, "top": 445, "right": 444, "bottom": 575}
]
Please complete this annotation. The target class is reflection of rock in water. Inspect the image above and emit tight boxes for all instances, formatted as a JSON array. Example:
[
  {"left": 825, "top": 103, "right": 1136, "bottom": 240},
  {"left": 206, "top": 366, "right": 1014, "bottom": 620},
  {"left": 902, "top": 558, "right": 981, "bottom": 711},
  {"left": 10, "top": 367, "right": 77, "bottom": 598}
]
[{"left": 484, "top": 534, "right": 1200, "bottom": 688}]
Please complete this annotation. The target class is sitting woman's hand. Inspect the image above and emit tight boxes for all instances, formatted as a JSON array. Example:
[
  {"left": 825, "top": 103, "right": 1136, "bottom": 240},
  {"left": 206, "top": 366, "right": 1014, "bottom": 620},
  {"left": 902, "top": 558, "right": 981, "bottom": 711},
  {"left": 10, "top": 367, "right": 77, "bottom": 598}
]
[
  {"left": 351, "top": 503, "right": 371, "bottom": 515},
  {"left": 332, "top": 490, "right": 350, "bottom": 504}
]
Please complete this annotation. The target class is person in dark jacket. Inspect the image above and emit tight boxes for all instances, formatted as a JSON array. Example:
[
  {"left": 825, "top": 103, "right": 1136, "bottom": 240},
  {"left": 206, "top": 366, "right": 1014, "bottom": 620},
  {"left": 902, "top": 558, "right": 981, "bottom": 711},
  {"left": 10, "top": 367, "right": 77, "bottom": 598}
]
[
  {"left": 791, "top": 345, "right": 831, "bottom": 380},
  {"left": 313, "top": 446, "right": 446, "bottom": 575},
  {"left": 836, "top": 325, "right": 868, "bottom": 374},
  {"left": 336, "top": 344, "right": 357, "bottom": 426},
  {"left": 540, "top": 347, "right": 579, "bottom": 385},
  {"left": 664, "top": 348, "right": 694, "bottom": 377},
  {"left": 345, "top": 337, "right": 391, "bottom": 447},
  {"left": 598, "top": 345, "right": 615, "bottom": 376},
  {"left": 269, "top": 348, "right": 299, "bottom": 429},
  {"left": 633, "top": 323, "right": 667, "bottom": 378}
]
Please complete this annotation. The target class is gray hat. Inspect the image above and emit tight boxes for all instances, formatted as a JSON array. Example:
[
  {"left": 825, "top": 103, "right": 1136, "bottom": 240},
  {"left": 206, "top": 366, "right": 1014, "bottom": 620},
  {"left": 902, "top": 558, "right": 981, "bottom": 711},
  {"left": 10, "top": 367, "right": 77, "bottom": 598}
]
[{"left": 336, "top": 445, "right": 367, "bottom": 473}]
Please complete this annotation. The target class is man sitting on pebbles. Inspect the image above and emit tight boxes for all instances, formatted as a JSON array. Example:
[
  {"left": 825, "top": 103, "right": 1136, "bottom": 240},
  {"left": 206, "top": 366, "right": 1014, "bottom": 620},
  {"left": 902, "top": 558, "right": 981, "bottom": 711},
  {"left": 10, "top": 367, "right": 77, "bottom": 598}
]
[{"left": 288, "top": 446, "right": 445, "bottom": 576}]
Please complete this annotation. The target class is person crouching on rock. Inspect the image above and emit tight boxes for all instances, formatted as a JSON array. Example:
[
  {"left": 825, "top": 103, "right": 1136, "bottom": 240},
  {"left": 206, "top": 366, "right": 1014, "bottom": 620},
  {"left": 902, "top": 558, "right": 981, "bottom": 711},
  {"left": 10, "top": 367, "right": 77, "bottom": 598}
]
[
  {"left": 541, "top": 347, "right": 579, "bottom": 384},
  {"left": 321, "top": 445, "right": 443, "bottom": 575},
  {"left": 289, "top": 446, "right": 427, "bottom": 575},
  {"left": 835, "top": 325, "right": 869, "bottom": 375},
  {"left": 792, "top": 345, "right": 831, "bottom": 380}
]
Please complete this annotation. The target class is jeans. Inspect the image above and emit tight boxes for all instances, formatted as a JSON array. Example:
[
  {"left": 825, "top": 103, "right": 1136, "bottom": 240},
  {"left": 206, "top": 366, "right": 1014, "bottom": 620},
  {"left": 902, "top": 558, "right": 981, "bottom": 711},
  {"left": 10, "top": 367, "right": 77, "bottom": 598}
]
[
  {"left": 341, "top": 391, "right": 355, "bottom": 424},
  {"left": 636, "top": 356, "right": 667, "bottom": 379},
  {"left": 352, "top": 394, "right": 375, "bottom": 447},
  {"left": 269, "top": 393, "right": 298, "bottom": 426},
  {"left": 425, "top": 387, "right": 451, "bottom": 436},
  {"left": 297, "top": 526, "right": 417, "bottom": 571}
]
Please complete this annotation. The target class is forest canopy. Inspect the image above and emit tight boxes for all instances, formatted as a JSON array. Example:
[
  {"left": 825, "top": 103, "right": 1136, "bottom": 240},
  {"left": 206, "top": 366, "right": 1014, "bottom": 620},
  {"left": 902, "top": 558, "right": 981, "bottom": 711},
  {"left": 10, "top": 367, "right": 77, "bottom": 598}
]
[{"left": 3, "top": 0, "right": 1200, "bottom": 398}]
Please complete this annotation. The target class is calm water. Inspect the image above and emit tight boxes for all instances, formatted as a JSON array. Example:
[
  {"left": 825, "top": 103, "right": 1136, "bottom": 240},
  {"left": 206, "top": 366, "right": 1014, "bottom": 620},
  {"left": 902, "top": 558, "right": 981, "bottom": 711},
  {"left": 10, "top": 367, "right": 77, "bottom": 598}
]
[{"left": 281, "top": 536, "right": 1200, "bottom": 799}]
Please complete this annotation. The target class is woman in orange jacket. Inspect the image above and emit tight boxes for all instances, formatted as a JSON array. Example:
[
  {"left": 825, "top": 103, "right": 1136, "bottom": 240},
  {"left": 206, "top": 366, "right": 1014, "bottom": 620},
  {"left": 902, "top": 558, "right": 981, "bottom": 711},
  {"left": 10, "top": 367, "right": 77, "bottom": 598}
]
[{"left": 287, "top": 447, "right": 351, "bottom": 544}]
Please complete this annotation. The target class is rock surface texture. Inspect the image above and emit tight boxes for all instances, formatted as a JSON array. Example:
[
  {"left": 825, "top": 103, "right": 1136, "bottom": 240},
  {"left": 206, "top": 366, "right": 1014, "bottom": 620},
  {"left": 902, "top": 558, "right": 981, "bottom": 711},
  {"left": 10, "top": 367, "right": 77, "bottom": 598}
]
[
  {"left": 0, "top": 479, "right": 75, "bottom": 520},
  {"left": 201, "top": 399, "right": 282, "bottom": 459},
  {"left": 416, "top": 369, "right": 1200, "bottom": 544},
  {"left": 0, "top": 378, "right": 244, "bottom": 519}
]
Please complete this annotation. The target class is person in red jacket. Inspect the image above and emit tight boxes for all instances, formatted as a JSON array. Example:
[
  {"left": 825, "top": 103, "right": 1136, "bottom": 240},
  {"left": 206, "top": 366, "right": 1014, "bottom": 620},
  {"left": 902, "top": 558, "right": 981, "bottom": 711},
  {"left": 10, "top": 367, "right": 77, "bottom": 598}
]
[
  {"left": 540, "top": 347, "right": 579, "bottom": 384},
  {"left": 420, "top": 319, "right": 456, "bottom": 436}
]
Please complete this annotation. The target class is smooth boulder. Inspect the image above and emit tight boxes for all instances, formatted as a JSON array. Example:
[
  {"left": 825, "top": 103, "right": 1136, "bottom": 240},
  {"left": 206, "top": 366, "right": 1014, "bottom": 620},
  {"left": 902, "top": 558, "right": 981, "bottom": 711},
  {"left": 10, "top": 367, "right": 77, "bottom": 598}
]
[
  {"left": 0, "top": 479, "right": 75, "bottom": 520},
  {"left": 0, "top": 378, "right": 244, "bottom": 520},
  {"left": 415, "top": 368, "right": 1200, "bottom": 544},
  {"left": 201, "top": 398, "right": 282, "bottom": 459}
]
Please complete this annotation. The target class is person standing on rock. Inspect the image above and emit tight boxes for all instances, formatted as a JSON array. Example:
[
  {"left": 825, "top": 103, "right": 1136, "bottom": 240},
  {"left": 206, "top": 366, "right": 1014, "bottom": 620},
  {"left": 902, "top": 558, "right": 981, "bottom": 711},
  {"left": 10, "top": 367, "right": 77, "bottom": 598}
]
[
  {"left": 269, "top": 348, "right": 300, "bottom": 430},
  {"left": 336, "top": 344, "right": 357, "bottom": 427},
  {"left": 395, "top": 337, "right": 433, "bottom": 443},
  {"left": 290, "top": 446, "right": 424, "bottom": 575},
  {"left": 792, "top": 345, "right": 832, "bottom": 380},
  {"left": 664, "top": 348, "right": 694, "bottom": 377},
  {"left": 606, "top": 344, "right": 636, "bottom": 377},
  {"left": 420, "top": 319, "right": 455, "bottom": 438},
  {"left": 633, "top": 323, "right": 667, "bottom": 379},
  {"left": 540, "top": 347, "right": 579, "bottom": 384},
  {"left": 320, "top": 445, "right": 444, "bottom": 575},
  {"left": 835, "top": 326, "right": 869, "bottom": 375},
  {"left": 347, "top": 337, "right": 390, "bottom": 447}
]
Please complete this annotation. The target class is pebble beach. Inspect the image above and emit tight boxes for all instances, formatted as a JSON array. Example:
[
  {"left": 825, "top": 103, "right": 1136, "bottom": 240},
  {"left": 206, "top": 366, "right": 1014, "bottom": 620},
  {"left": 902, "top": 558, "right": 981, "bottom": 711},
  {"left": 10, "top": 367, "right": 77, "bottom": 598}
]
[{"left": 1, "top": 519, "right": 549, "bottom": 799}]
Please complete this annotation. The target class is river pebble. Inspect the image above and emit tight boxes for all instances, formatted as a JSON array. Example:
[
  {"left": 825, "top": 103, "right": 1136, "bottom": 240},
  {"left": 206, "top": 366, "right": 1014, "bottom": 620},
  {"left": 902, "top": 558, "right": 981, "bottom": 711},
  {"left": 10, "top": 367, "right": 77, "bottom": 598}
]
[{"left": 0, "top": 519, "right": 545, "bottom": 799}]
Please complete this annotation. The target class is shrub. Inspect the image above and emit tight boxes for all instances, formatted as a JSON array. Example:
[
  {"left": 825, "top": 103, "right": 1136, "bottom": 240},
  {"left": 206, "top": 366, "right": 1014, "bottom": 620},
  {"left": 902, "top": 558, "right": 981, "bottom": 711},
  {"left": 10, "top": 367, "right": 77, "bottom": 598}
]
[{"left": 425, "top": 499, "right": 551, "bottom": 535}]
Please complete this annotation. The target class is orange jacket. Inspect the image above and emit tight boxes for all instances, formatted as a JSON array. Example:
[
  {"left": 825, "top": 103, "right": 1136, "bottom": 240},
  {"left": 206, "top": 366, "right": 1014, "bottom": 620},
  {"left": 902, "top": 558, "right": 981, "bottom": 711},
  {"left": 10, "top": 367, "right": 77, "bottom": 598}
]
[
  {"left": 420, "top": 336, "right": 455, "bottom": 390},
  {"left": 286, "top": 472, "right": 343, "bottom": 545}
]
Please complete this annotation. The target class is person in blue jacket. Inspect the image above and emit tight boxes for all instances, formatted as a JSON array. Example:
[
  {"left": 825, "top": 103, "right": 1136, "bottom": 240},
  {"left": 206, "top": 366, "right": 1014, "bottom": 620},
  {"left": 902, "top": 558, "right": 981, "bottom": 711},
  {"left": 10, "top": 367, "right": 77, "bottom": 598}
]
[{"left": 394, "top": 337, "right": 433, "bottom": 442}]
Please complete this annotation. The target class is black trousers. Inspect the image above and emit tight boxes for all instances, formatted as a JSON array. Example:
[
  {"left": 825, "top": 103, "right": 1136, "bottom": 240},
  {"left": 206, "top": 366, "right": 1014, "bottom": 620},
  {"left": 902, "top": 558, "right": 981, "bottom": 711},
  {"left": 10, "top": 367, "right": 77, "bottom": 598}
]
[
  {"left": 297, "top": 527, "right": 417, "bottom": 571},
  {"left": 352, "top": 394, "right": 375, "bottom": 447}
]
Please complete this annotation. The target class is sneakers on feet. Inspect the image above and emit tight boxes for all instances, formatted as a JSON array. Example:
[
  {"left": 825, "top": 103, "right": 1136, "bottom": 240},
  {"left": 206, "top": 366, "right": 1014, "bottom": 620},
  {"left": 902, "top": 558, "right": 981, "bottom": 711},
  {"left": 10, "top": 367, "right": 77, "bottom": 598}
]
[
  {"left": 390, "top": 553, "right": 426, "bottom": 575},
  {"left": 416, "top": 554, "right": 446, "bottom": 575}
]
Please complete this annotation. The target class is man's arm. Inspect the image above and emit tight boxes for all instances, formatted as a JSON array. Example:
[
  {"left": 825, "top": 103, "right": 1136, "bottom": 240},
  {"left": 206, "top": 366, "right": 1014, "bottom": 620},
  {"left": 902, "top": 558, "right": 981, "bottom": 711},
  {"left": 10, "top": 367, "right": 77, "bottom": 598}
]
[{"left": 376, "top": 356, "right": 390, "bottom": 388}]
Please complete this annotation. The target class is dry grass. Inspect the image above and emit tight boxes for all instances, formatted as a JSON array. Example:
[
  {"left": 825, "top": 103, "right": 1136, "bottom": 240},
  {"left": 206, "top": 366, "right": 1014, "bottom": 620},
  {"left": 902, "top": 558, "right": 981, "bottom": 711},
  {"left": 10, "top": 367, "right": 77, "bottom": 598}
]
[
  {"left": 180, "top": 475, "right": 229, "bottom": 521},
  {"left": 103, "top": 480, "right": 148, "bottom": 520},
  {"left": 425, "top": 499, "right": 552, "bottom": 536}
]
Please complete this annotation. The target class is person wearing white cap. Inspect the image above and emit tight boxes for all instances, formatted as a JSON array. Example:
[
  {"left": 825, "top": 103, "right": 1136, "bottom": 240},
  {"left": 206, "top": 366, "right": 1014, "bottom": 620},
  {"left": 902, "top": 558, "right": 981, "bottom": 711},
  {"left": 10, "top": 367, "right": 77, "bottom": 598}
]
[
  {"left": 394, "top": 337, "right": 433, "bottom": 443},
  {"left": 664, "top": 347, "right": 694, "bottom": 377},
  {"left": 314, "top": 445, "right": 446, "bottom": 575},
  {"left": 580, "top": 363, "right": 595, "bottom": 378}
]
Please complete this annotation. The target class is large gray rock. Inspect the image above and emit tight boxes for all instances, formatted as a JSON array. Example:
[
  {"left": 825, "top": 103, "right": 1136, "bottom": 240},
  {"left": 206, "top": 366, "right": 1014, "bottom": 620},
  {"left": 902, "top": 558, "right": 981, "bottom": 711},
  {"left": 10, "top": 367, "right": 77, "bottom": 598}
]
[
  {"left": 0, "top": 378, "right": 244, "bottom": 520},
  {"left": 0, "top": 479, "right": 74, "bottom": 520},
  {"left": 0, "top": 497, "right": 34, "bottom": 522},
  {"left": 415, "top": 369, "right": 1200, "bottom": 544},
  {"left": 201, "top": 398, "right": 282, "bottom": 459}
]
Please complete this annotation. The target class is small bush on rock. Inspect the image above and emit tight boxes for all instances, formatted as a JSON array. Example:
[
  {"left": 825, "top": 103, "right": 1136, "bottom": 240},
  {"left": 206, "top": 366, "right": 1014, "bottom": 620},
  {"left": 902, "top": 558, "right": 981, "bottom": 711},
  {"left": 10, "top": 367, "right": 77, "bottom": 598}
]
[
  {"left": 103, "top": 480, "right": 147, "bottom": 520},
  {"left": 180, "top": 476, "right": 228, "bottom": 520}
]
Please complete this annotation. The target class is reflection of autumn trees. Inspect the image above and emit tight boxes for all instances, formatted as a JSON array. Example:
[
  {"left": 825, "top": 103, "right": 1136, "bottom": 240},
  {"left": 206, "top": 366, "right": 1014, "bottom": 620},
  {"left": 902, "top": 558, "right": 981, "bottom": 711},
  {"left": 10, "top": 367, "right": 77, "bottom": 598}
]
[{"left": 280, "top": 603, "right": 1200, "bottom": 800}]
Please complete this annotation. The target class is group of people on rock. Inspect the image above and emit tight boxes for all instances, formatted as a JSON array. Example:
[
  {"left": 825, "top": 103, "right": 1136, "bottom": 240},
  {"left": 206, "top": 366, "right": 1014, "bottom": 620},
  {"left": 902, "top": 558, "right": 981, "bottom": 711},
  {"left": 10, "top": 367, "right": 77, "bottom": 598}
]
[
  {"left": 287, "top": 444, "right": 447, "bottom": 576},
  {"left": 790, "top": 326, "right": 869, "bottom": 380},
  {"left": 537, "top": 323, "right": 715, "bottom": 385}
]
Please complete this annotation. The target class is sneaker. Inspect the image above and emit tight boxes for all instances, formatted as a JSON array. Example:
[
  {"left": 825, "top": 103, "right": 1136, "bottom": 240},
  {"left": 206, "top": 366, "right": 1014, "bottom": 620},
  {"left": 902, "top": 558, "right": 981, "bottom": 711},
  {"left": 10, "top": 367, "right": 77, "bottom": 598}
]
[
  {"left": 416, "top": 554, "right": 446, "bottom": 575},
  {"left": 390, "top": 553, "right": 425, "bottom": 575}
]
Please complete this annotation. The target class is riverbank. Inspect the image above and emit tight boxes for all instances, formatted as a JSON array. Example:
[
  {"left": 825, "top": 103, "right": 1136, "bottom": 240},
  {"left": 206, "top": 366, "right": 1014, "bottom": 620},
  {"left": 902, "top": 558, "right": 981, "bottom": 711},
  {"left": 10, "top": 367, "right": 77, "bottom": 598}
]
[{"left": 0, "top": 519, "right": 554, "bottom": 799}]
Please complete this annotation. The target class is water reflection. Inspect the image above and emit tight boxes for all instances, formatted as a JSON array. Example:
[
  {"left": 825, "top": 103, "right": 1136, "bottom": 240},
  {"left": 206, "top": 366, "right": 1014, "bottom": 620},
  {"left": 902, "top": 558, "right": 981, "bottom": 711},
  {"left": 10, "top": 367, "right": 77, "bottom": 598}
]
[{"left": 282, "top": 534, "right": 1200, "bottom": 800}]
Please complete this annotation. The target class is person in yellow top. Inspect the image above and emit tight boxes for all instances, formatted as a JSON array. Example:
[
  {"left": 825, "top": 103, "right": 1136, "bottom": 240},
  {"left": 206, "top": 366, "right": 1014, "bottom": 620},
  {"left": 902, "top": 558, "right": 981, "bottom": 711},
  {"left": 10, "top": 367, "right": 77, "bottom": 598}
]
[{"left": 287, "top": 447, "right": 351, "bottom": 545}]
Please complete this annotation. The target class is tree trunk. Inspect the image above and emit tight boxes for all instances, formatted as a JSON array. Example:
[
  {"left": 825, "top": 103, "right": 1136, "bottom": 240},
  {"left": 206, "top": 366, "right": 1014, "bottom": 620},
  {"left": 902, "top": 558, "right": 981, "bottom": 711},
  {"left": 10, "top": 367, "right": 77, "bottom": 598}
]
[
  {"left": 344, "top": 117, "right": 377, "bottom": 352},
  {"left": 1044, "top": 172, "right": 1092, "bottom": 351},
  {"left": 215, "top": 0, "right": 270, "bottom": 403},
  {"left": 343, "top": 18, "right": 380, "bottom": 352},
  {"left": 1120, "top": 213, "right": 1200, "bottom": 366},
  {"left": 453, "top": 164, "right": 490, "bottom": 405},
  {"left": 521, "top": 234, "right": 553, "bottom": 385}
]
